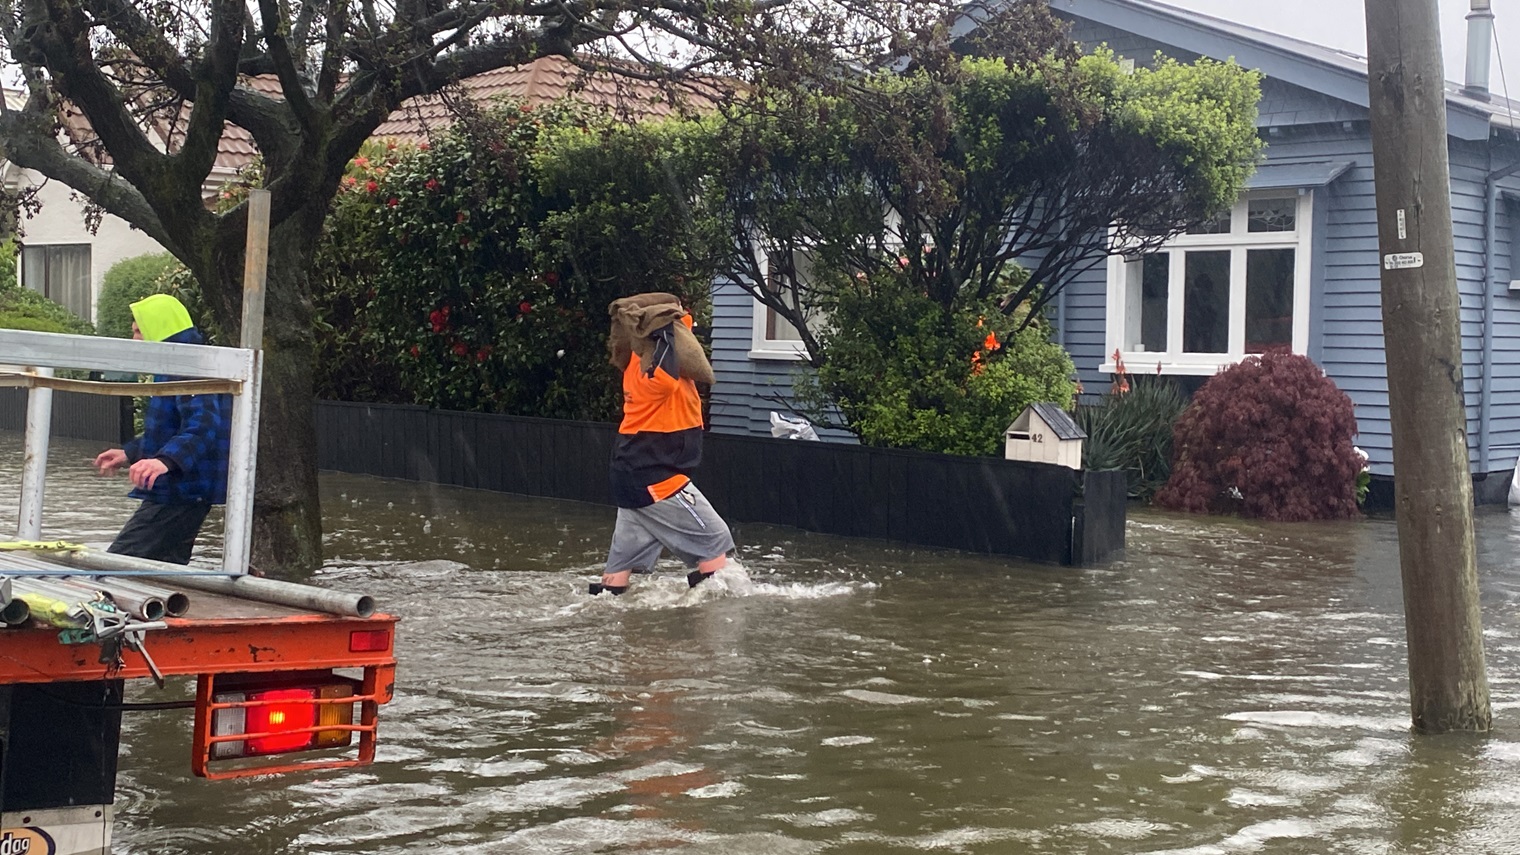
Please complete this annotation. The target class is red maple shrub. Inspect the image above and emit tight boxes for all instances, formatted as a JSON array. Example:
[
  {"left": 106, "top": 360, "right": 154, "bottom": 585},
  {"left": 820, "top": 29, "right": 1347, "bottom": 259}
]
[{"left": 1153, "top": 352, "right": 1363, "bottom": 521}]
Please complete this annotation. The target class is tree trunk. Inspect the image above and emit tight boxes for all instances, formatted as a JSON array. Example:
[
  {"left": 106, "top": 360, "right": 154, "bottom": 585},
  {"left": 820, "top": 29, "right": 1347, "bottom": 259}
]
[{"left": 217, "top": 205, "right": 326, "bottom": 578}]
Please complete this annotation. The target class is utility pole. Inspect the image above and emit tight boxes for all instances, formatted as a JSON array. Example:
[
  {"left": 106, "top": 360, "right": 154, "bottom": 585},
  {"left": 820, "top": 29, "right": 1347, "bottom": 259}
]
[{"left": 1363, "top": 0, "right": 1490, "bottom": 733}]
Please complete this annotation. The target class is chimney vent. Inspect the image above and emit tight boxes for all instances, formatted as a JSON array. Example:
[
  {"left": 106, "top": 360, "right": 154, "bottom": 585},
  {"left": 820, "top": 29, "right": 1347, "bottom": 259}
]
[{"left": 1463, "top": 0, "right": 1495, "bottom": 101}]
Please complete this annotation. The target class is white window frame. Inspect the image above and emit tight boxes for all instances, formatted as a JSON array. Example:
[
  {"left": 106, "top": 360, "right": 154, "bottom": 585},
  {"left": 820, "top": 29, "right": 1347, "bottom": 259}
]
[
  {"left": 1103, "top": 189, "right": 1314, "bottom": 375},
  {"left": 749, "top": 246, "right": 817, "bottom": 361}
]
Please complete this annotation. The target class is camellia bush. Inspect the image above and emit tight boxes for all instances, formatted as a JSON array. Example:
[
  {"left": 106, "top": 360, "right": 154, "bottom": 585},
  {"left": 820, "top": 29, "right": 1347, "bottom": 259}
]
[
  {"left": 311, "top": 102, "right": 717, "bottom": 421},
  {"left": 1153, "top": 351, "right": 1363, "bottom": 520}
]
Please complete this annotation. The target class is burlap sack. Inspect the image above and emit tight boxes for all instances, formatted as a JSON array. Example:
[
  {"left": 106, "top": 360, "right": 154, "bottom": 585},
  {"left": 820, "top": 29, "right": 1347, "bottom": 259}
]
[{"left": 607, "top": 292, "right": 715, "bottom": 386}]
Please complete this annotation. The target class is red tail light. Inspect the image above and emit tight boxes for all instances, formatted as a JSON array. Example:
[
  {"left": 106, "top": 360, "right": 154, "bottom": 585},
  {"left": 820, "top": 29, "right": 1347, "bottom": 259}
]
[
  {"left": 246, "top": 689, "right": 318, "bottom": 754},
  {"left": 209, "top": 675, "right": 358, "bottom": 760}
]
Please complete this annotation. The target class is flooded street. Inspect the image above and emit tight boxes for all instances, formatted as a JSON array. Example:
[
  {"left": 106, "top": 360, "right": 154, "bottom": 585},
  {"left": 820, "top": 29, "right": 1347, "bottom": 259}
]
[{"left": 6, "top": 431, "right": 1520, "bottom": 853}]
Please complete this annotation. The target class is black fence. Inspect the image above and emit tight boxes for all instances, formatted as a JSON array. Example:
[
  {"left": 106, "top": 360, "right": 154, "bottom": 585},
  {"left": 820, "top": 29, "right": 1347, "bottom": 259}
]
[
  {"left": 0, "top": 388, "right": 134, "bottom": 446},
  {"left": 317, "top": 400, "right": 1125, "bottom": 566}
]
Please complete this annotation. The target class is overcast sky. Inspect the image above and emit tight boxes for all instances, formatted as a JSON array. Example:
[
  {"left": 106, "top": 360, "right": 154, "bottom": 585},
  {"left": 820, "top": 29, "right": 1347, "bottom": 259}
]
[{"left": 1152, "top": 0, "right": 1520, "bottom": 97}]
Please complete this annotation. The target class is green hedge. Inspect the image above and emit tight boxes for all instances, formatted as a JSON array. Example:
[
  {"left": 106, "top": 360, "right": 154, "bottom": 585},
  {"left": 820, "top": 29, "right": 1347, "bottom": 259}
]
[{"left": 96, "top": 252, "right": 182, "bottom": 338}]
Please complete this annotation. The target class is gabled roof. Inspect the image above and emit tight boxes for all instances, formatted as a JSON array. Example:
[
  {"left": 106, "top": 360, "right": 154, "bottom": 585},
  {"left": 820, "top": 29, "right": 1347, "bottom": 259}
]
[
  {"left": 1028, "top": 402, "right": 1086, "bottom": 441},
  {"left": 959, "top": 0, "right": 1520, "bottom": 140}
]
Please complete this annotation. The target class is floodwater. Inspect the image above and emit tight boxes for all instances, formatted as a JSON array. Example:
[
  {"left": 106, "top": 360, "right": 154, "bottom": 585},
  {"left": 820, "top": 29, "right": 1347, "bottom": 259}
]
[{"left": 6, "top": 432, "right": 1520, "bottom": 854}]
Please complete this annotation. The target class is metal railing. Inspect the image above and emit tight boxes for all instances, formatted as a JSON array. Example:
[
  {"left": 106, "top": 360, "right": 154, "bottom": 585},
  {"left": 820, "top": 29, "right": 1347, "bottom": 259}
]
[{"left": 0, "top": 190, "right": 270, "bottom": 577}]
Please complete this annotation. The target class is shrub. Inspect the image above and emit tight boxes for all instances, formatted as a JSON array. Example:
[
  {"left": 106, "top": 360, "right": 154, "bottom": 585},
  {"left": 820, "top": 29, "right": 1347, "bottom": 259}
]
[
  {"left": 0, "top": 238, "right": 16, "bottom": 290},
  {"left": 0, "top": 276, "right": 94, "bottom": 335},
  {"left": 796, "top": 268, "right": 1076, "bottom": 457},
  {"left": 1078, "top": 370, "right": 1188, "bottom": 500},
  {"left": 0, "top": 309, "right": 75, "bottom": 333},
  {"left": 1153, "top": 351, "right": 1362, "bottom": 520},
  {"left": 96, "top": 252, "right": 182, "bottom": 338}
]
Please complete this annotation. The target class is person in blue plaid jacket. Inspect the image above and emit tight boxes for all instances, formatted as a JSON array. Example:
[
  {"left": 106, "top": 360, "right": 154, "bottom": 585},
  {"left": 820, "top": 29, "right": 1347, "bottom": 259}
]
[{"left": 92, "top": 294, "right": 232, "bottom": 565}]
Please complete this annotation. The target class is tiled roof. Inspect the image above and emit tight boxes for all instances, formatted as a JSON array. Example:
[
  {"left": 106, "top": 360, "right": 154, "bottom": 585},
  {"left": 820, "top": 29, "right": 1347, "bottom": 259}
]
[
  {"left": 372, "top": 55, "right": 719, "bottom": 144},
  {"left": 34, "top": 55, "right": 722, "bottom": 174}
]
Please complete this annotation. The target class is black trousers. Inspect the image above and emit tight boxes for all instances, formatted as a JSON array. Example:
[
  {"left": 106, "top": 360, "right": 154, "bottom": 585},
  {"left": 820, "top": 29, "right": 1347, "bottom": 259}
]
[{"left": 107, "top": 501, "right": 212, "bottom": 565}]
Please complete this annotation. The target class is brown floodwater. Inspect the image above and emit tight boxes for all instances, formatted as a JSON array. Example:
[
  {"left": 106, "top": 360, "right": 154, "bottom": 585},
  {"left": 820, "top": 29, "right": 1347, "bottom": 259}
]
[{"left": 5, "top": 431, "right": 1520, "bottom": 854}]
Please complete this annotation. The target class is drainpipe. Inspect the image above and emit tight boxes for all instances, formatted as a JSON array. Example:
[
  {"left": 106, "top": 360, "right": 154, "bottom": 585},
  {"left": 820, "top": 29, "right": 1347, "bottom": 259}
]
[
  {"left": 1463, "top": 0, "right": 1494, "bottom": 102},
  {"left": 1476, "top": 0, "right": 1503, "bottom": 476},
  {"left": 1483, "top": 156, "right": 1520, "bottom": 476}
]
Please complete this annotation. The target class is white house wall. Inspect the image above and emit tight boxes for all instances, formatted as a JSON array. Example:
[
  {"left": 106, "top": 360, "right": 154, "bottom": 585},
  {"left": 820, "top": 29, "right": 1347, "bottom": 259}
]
[{"left": 15, "top": 166, "right": 163, "bottom": 323}]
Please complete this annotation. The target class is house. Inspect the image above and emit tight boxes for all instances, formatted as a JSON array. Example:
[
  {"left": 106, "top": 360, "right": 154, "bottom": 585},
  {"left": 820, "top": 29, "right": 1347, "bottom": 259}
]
[
  {"left": 707, "top": 0, "right": 1520, "bottom": 502},
  {"left": 4, "top": 55, "right": 705, "bottom": 326}
]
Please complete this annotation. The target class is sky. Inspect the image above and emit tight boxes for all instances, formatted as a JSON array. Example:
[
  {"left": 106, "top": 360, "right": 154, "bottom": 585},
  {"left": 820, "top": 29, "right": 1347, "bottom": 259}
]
[{"left": 1153, "top": 0, "right": 1520, "bottom": 98}]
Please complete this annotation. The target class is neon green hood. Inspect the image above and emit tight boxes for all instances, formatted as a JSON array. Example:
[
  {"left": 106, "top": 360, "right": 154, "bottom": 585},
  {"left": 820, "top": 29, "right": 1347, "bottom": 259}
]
[{"left": 129, "top": 294, "right": 193, "bottom": 342}]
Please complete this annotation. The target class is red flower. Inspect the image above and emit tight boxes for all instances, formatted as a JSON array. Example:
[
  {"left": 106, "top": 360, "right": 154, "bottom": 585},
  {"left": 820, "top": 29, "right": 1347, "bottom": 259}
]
[
  {"left": 542, "top": 271, "right": 559, "bottom": 285},
  {"left": 425, "top": 178, "right": 440, "bottom": 191},
  {"left": 408, "top": 345, "right": 420, "bottom": 358},
  {"left": 983, "top": 331, "right": 1000, "bottom": 352},
  {"left": 456, "top": 211, "right": 467, "bottom": 223},
  {"left": 365, "top": 180, "right": 378, "bottom": 193},
  {"left": 520, "top": 102, "right": 533, "bottom": 112},
  {"left": 418, "top": 142, "right": 430, "bottom": 151},
  {"left": 429, "top": 306, "right": 450, "bottom": 333},
  {"left": 475, "top": 346, "right": 492, "bottom": 362},
  {"left": 518, "top": 301, "right": 532, "bottom": 315},
  {"left": 353, "top": 156, "right": 370, "bottom": 168},
  {"left": 386, "top": 197, "right": 399, "bottom": 207},
  {"left": 451, "top": 342, "right": 469, "bottom": 357}
]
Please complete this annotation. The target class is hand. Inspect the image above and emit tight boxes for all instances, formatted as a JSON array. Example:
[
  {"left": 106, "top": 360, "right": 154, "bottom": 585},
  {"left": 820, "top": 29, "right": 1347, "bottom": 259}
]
[
  {"left": 128, "top": 458, "right": 170, "bottom": 490},
  {"left": 93, "top": 448, "right": 127, "bottom": 475}
]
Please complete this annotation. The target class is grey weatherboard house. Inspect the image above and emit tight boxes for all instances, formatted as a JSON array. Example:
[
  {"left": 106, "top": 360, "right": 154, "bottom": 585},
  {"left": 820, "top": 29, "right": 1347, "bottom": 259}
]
[{"left": 704, "top": 0, "right": 1520, "bottom": 503}]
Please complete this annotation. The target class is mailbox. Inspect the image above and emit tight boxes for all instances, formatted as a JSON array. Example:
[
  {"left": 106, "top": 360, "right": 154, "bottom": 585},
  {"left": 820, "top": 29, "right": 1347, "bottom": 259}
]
[{"left": 1005, "top": 402, "right": 1085, "bottom": 470}]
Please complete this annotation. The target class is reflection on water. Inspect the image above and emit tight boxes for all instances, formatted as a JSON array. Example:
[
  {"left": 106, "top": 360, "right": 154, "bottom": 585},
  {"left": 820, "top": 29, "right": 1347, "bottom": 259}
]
[{"left": 4, "top": 432, "right": 1520, "bottom": 853}]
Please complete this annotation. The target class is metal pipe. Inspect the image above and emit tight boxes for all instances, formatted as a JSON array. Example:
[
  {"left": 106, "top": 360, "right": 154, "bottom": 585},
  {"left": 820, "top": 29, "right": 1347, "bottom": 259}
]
[
  {"left": 18, "top": 367, "right": 53, "bottom": 542},
  {"left": 0, "top": 578, "right": 29, "bottom": 626},
  {"left": 92, "top": 577, "right": 190, "bottom": 617},
  {"left": 11, "top": 579, "right": 97, "bottom": 627},
  {"left": 3, "top": 553, "right": 191, "bottom": 616},
  {"left": 1464, "top": 0, "right": 1495, "bottom": 101},
  {"left": 1, "top": 597, "right": 29, "bottom": 626},
  {"left": 11, "top": 590, "right": 74, "bottom": 628},
  {"left": 55, "top": 549, "right": 376, "bottom": 618},
  {"left": 12, "top": 577, "right": 104, "bottom": 610},
  {"left": 43, "top": 577, "right": 167, "bottom": 622}
]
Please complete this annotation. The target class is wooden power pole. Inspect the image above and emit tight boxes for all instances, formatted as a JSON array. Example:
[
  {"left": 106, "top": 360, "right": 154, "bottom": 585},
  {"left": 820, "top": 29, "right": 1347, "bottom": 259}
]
[{"left": 1363, "top": 0, "right": 1490, "bottom": 733}]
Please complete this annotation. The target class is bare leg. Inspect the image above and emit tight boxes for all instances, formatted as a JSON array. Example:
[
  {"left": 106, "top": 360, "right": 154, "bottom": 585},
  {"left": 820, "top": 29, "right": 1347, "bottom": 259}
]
[
  {"left": 687, "top": 554, "right": 728, "bottom": 588},
  {"left": 591, "top": 569, "right": 634, "bottom": 596}
]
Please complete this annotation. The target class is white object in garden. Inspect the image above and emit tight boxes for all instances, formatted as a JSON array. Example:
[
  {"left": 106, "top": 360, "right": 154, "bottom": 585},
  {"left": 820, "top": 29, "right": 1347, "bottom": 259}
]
[
  {"left": 1005, "top": 403, "right": 1085, "bottom": 470},
  {"left": 770, "top": 412, "right": 819, "bottom": 441}
]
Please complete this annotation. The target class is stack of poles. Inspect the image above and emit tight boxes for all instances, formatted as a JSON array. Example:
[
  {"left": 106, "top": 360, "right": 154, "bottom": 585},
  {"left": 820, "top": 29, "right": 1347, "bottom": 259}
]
[{"left": 1, "top": 553, "right": 188, "bottom": 625}]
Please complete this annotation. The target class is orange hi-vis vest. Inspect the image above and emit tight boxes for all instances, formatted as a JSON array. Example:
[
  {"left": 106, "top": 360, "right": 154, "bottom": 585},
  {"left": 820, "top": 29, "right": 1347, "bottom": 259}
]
[{"left": 609, "top": 320, "right": 704, "bottom": 508}]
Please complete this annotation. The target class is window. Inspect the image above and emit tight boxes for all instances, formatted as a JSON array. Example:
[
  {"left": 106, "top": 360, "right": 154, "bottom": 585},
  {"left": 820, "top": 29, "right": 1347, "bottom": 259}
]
[
  {"left": 751, "top": 248, "right": 823, "bottom": 360},
  {"left": 1105, "top": 191, "right": 1312, "bottom": 374},
  {"left": 21, "top": 244, "right": 92, "bottom": 322}
]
